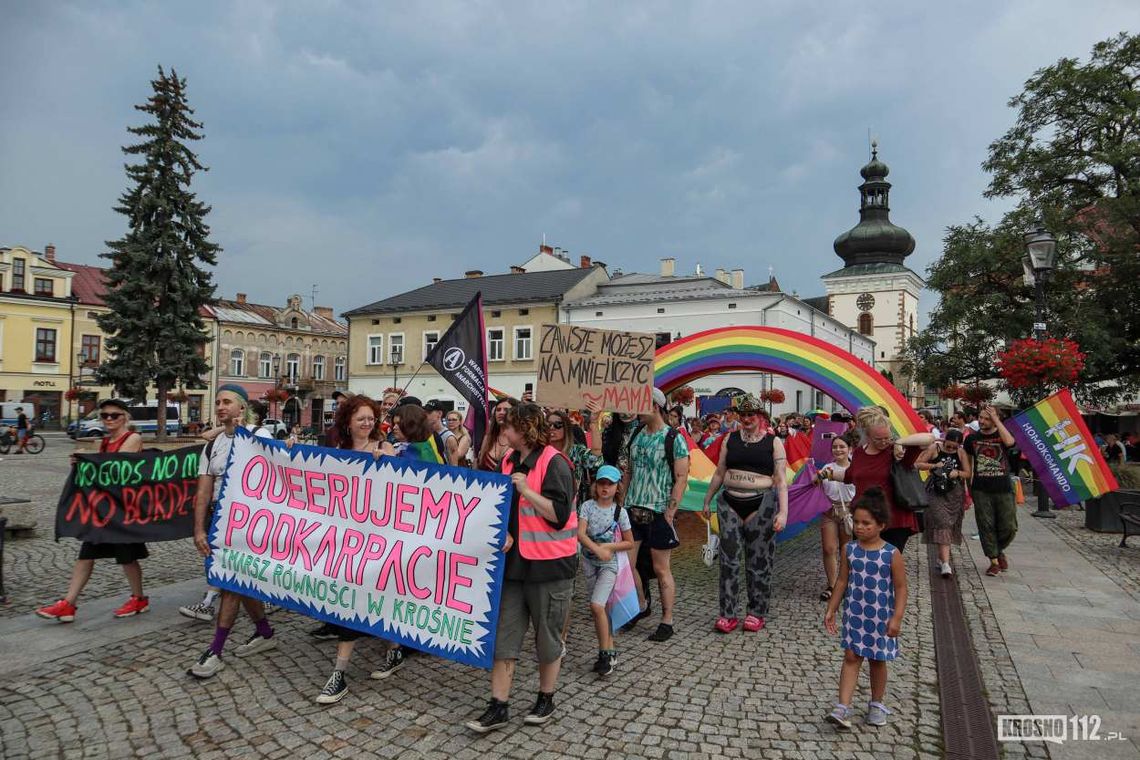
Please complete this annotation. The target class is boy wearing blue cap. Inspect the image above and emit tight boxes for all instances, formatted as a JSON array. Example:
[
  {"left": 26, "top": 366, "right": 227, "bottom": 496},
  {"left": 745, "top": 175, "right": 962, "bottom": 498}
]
[{"left": 576, "top": 465, "right": 633, "bottom": 676}]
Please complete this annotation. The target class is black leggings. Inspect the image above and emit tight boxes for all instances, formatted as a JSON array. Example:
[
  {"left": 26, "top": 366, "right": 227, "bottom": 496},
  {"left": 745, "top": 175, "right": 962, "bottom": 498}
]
[{"left": 881, "top": 527, "right": 913, "bottom": 554}]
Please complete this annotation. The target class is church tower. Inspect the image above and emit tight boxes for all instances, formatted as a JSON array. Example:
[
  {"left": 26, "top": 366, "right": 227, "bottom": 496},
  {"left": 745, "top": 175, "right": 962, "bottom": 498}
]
[{"left": 823, "top": 143, "right": 924, "bottom": 403}]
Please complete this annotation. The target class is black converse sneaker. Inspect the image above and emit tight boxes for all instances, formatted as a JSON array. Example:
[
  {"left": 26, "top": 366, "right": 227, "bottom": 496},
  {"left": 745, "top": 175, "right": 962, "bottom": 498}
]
[
  {"left": 316, "top": 670, "right": 348, "bottom": 705},
  {"left": 465, "top": 699, "right": 510, "bottom": 733},
  {"left": 310, "top": 623, "right": 338, "bottom": 641},
  {"left": 647, "top": 623, "right": 674, "bottom": 642},
  {"left": 523, "top": 692, "right": 556, "bottom": 725},
  {"left": 592, "top": 651, "right": 608, "bottom": 674},
  {"left": 595, "top": 652, "right": 615, "bottom": 676},
  {"left": 369, "top": 647, "right": 405, "bottom": 680}
]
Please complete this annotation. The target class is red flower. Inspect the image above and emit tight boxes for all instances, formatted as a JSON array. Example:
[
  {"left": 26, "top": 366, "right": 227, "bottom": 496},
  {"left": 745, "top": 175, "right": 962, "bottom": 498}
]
[{"left": 995, "top": 338, "right": 1085, "bottom": 391}]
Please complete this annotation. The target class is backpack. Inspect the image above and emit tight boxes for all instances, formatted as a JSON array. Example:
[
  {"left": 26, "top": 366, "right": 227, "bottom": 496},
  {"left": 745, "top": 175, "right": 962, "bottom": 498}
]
[
  {"left": 627, "top": 424, "right": 681, "bottom": 488},
  {"left": 204, "top": 424, "right": 266, "bottom": 463}
]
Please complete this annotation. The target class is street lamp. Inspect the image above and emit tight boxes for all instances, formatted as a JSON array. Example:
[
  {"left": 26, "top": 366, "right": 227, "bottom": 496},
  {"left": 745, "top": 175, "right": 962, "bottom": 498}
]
[
  {"left": 271, "top": 355, "right": 282, "bottom": 419},
  {"left": 1025, "top": 221, "right": 1058, "bottom": 519}
]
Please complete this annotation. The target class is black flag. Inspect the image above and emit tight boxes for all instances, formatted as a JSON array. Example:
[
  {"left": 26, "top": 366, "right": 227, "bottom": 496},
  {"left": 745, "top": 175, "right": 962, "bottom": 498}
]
[{"left": 425, "top": 292, "right": 490, "bottom": 453}]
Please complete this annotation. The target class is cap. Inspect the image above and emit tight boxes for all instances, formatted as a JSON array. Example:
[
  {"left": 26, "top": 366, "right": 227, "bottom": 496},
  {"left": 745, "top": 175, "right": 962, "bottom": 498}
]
[
  {"left": 332, "top": 389, "right": 353, "bottom": 400},
  {"left": 595, "top": 464, "right": 622, "bottom": 483},
  {"left": 98, "top": 398, "right": 130, "bottom": 412},
  {"left": 397, "top": 395, "right": 423, "bottom": 408},
  {"left": 216, "top": 383, "right": 249, "bottom": 402},
  {"left": 651, "top": 387, "right": 667, "bottom": 409},
  {"left": 423, "top": 400, "right": 444, "bottom": 413}
]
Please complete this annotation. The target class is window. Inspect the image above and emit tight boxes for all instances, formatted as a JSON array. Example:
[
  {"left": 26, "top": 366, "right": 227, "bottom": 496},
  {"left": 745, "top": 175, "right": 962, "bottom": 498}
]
[
  {"left": 335, "top": 356, "right": 346, "bottom": 381},
  {"left": 393, "top": 317, "right": 402, "bottom": 324},
  {"left": 290, "top": 317, "right": 299, "bottom": 329},
  {"left": 259, "top": 352, "right": 272, "bottom": 378},
  {"left": 34, "top": 278, "right": 53, "bottom": 296},
  {"left": 728, "top": 303, "right": 737, "bottom": 309},
  {"left": 12, "top": 258, "right": 25, "bottom": 291},
  {"left": 80, "top": 335, "right": 101, "bottom": 365},
  {"left": 657, "top": 307, "right": 665, "bottom": 314},
  {"left": 514, "top": 327, "right": 532, "bottom": 360},
  {"left": 423, "top": 331, "right": 440, "bottom": 360},
  {"left": 655, "top": 332, "right": 673, "bottom": 349},
  {"left": 389, "top": 334, "right": 404, "bottom": 364},
  {"left": 371, "top": 319, "right": 380, "bottom": 325},
  {"left": 795, "top": 390, "right": 803, "bottom": 413},
  {"left": 286, "top": 353, "right": 301, "bottom": 382},
  {"left": 313, "top": 355, "right": 325, "bottom": 380},
  {"left": 518, "top": 309, "right": 529, "bottom": 316},
  {"left": 35, "top": 327, "right": 57, "bottom": 362},
  {"left": 368, "top": 335, "right": 383, "bottom": 364},
  {"left": 491, "top": 310, "right": 501, "bottom": 318},
  {"left": 858, "top": 313, "right": 874, "bottom": 336},
  {"left": 230, "top": 349, "right": 245, "bottom": 376},
  {"left": 427, "top": 315, "right": 436, "bottom": 322},
  {"left": 595, "top": 311, "right": 603, "bottom": 317},
  {"left": 488, "top": 329, "right": 504, "bottom": 361}
]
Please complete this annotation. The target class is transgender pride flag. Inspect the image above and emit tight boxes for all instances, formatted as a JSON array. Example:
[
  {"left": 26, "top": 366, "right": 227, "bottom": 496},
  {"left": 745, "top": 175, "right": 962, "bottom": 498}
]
[{"left": 1008, "top": 389, "right": 1119, "bottom": 507}]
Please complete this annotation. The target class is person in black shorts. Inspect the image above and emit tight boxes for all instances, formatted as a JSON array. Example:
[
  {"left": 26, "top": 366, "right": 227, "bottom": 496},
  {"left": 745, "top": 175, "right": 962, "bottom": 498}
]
[{"left": 621, "top": 388, "right": 689, "bottom": 642}]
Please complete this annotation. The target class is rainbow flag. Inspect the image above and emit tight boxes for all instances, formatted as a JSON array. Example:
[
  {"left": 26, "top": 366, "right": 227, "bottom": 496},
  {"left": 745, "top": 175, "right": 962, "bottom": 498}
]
[{"left": 1008, "top": 389, "right": 1119, "bottom": 507}]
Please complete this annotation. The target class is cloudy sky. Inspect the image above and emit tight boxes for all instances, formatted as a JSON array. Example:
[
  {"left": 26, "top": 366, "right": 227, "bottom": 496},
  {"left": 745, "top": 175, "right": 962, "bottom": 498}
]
[{"left": 2, "top": 1, "right": 1137, "bottom": 316}]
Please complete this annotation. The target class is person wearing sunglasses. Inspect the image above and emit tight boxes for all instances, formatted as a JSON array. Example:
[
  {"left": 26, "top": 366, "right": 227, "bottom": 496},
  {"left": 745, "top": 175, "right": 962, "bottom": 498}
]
[
  {"left": 37, "top": 399, "right": 147, "bottom": 622},
  {"left": 701, "top": 393, "right": 787, "bottom": 634}
]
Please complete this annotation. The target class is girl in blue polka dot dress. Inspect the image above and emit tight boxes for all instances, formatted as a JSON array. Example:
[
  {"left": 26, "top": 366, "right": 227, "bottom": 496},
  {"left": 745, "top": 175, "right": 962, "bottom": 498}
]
[{"left": 823, "top": 487, "right": 908, "bottom": 729}]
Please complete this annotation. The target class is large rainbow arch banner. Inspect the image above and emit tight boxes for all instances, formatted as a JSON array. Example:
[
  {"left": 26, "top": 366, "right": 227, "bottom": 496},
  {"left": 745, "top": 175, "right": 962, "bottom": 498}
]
[{"left": 655, "top": 326, "right": 924, "bottom": 437}]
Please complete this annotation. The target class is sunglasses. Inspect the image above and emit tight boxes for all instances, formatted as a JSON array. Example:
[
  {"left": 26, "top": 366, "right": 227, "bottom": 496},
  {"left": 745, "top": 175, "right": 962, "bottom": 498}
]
[
  {"left": 99, "top": 412, "right": 125, "bottom": 420},
  {"left": 548, "top": 421, "right": 565, "bottom": 430}
]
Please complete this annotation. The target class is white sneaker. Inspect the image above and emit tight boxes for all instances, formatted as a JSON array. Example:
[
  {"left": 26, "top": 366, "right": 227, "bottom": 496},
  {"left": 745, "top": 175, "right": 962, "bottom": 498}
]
[
  {"left": 940, "top": 561, "right": 953, "bottom": 578},
  {"left": 178, "top": 602, "right": 215, "bottom": 622},
  {"left": 234, "top": 633, "right": 278, "bottom": 658},
  {"left": 189, "top": 648, "right": 224, "bottom": 679}
]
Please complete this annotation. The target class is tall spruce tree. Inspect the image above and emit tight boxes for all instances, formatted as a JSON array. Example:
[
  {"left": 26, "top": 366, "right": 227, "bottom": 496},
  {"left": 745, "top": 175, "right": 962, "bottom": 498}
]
[{"left": 97, "top": 67, "right": 218, "bottom": 438}]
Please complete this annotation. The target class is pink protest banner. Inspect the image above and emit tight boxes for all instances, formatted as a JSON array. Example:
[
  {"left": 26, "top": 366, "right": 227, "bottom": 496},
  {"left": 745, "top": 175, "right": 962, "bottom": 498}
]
[{"left": 205, "top": 428, "right": 512, "bottom": 669}]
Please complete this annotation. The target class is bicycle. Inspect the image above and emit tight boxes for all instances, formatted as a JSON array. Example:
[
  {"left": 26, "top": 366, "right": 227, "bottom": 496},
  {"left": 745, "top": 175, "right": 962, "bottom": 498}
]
[{"left": 0, "top": 429, "right": 45, "bottom": 455}]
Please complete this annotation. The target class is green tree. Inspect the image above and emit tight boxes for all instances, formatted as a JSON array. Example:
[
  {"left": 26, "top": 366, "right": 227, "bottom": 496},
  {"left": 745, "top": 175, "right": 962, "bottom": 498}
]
[
  {"left": 907, "top": 33, "right": 1140, "bottom": 406},
  {"left": 97, "top": 67, "right": 218, "bottom": 438}
]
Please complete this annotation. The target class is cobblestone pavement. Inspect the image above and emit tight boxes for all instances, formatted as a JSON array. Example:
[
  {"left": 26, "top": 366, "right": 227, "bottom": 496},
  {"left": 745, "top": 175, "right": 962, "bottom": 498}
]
[
  {"left": 953, "top": 524, "right": 1049, "bottom": 760},
  {"left": 1040, "top": 508, "right": 1140, "bottom": 602},
  {"left": 0, "top": 442, "right": 204, "bottom": 617},
  {"left": 0, "top": 483, "right": 947, "bottom": 759}
]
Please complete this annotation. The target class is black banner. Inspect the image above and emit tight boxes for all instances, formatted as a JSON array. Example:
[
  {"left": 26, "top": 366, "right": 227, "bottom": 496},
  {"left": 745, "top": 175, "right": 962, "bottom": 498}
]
[
  {"left": 424, "top": 292, "right": 490, "bottom": 452},
  {"left": 55, "top": 446, "right": 202, "bottom": 543}
]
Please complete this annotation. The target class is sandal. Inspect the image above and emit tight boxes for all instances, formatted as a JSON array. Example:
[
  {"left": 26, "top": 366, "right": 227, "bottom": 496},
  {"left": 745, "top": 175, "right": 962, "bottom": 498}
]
[
  {"left": 819, "top": 588, "right": 833, "bottom": 602},
  {"left": 742, "top": 615, "right": 765, "bottom": 632},
  {"left": 714, "top": 617, "right": 739, "bottom": 634}
]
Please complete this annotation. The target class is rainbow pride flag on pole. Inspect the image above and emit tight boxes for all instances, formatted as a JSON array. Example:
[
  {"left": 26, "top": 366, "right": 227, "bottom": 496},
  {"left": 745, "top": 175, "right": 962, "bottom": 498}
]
[{"left": 1007, "top": 389, "right": 1119, "bottom": 507}]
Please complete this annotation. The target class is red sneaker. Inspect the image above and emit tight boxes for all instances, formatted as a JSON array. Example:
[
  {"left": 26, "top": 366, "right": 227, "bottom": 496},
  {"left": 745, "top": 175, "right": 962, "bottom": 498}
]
[
  {"left": 714, "top": 617, "right": 739, "bottom": 633},
  {"left": 113, "top": 596, "right": 150, "bottom": 618},
  {"left": 742, "top": 615, "right": 766, "bottom": 632},
  {"left": 36, "top": 599, "right": 77, "bottom": 623},
  {"left": 997, "top": 554, "right": 1009, "bottom": 571}
]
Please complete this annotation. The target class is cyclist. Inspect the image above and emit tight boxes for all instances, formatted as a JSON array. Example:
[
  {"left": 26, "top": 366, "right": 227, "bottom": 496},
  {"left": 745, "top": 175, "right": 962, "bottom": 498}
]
[{"left": 15, "top": 406, "right": 30, "bottom": 454}]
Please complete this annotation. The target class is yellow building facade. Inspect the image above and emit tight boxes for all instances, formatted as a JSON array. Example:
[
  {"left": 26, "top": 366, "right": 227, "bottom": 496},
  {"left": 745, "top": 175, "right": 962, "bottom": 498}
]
[{"left": 345, "top": 264, "right": 609, "bottom": 412}]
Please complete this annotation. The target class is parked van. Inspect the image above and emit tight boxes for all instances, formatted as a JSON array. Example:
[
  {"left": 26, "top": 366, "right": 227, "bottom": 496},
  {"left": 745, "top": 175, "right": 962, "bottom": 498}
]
[
  {"left": 75, "top": 401, "right": 180, "bottom": 438},
  {"left": 0, "top": 402, "right": 38, "bottom": 428}
]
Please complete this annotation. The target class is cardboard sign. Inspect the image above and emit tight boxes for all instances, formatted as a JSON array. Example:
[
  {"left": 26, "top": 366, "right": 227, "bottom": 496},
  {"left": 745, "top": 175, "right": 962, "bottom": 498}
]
[
  {"left": 536, "top": 324, "right": 655, "bottom": 414},
  {"left": 205, "top": 429, "right": 512, "bottom": 669},
  {"left": 56, "top": 446, "right": 201, "bottom": 543}
]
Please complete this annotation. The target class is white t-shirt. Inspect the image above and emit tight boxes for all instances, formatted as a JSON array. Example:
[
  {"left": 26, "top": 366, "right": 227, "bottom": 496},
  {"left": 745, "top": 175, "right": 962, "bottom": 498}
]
[
  {"left": 199, "top": 425, "right": 273, "bottom": 501},
  {"left": 819, "top": 462, "right": 856, "bottom": 505}
]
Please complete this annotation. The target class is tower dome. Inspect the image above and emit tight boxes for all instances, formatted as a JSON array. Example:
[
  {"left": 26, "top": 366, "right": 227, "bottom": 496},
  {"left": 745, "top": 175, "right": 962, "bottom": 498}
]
[{"left": 833, "top": 143, "right": 915, "bottom": 267}]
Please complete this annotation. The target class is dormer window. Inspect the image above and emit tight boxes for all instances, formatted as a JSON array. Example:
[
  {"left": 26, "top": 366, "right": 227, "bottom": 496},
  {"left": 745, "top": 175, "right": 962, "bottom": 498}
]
[{"left": 290, "top": 317, "right": 299, "bottom": 329}]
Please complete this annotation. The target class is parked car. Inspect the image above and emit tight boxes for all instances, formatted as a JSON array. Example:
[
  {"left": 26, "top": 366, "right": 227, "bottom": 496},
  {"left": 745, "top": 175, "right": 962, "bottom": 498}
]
[{"left": 260, "top": 418, "right": 291, "bottom": 439}]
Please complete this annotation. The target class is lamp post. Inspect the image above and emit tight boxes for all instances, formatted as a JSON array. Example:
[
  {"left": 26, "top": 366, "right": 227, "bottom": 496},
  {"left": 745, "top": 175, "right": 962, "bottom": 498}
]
[
  {"left": 271, "top": 355, "right": 282, "bottom": 419},
  {"left": 1024, "top": 221, "right": 1057, "bottom": 519}
]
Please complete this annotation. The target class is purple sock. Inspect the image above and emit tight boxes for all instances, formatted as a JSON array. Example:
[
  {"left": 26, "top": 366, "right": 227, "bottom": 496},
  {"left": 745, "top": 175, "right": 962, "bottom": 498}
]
[
  {"left": 210, "top": 626, "right": 231, "bottom": 655},
  {"left": 255, "top": 617, "right": 273, "bottom": 639}
]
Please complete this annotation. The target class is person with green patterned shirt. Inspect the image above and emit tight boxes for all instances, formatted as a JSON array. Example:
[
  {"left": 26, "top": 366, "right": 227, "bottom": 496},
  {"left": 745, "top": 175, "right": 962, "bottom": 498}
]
[
  {"left": 547, "top": 401, "right": 604, "bottom": 505},
  {"left": 621, "top": 388, "right": 690, "bottom": 642}
]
